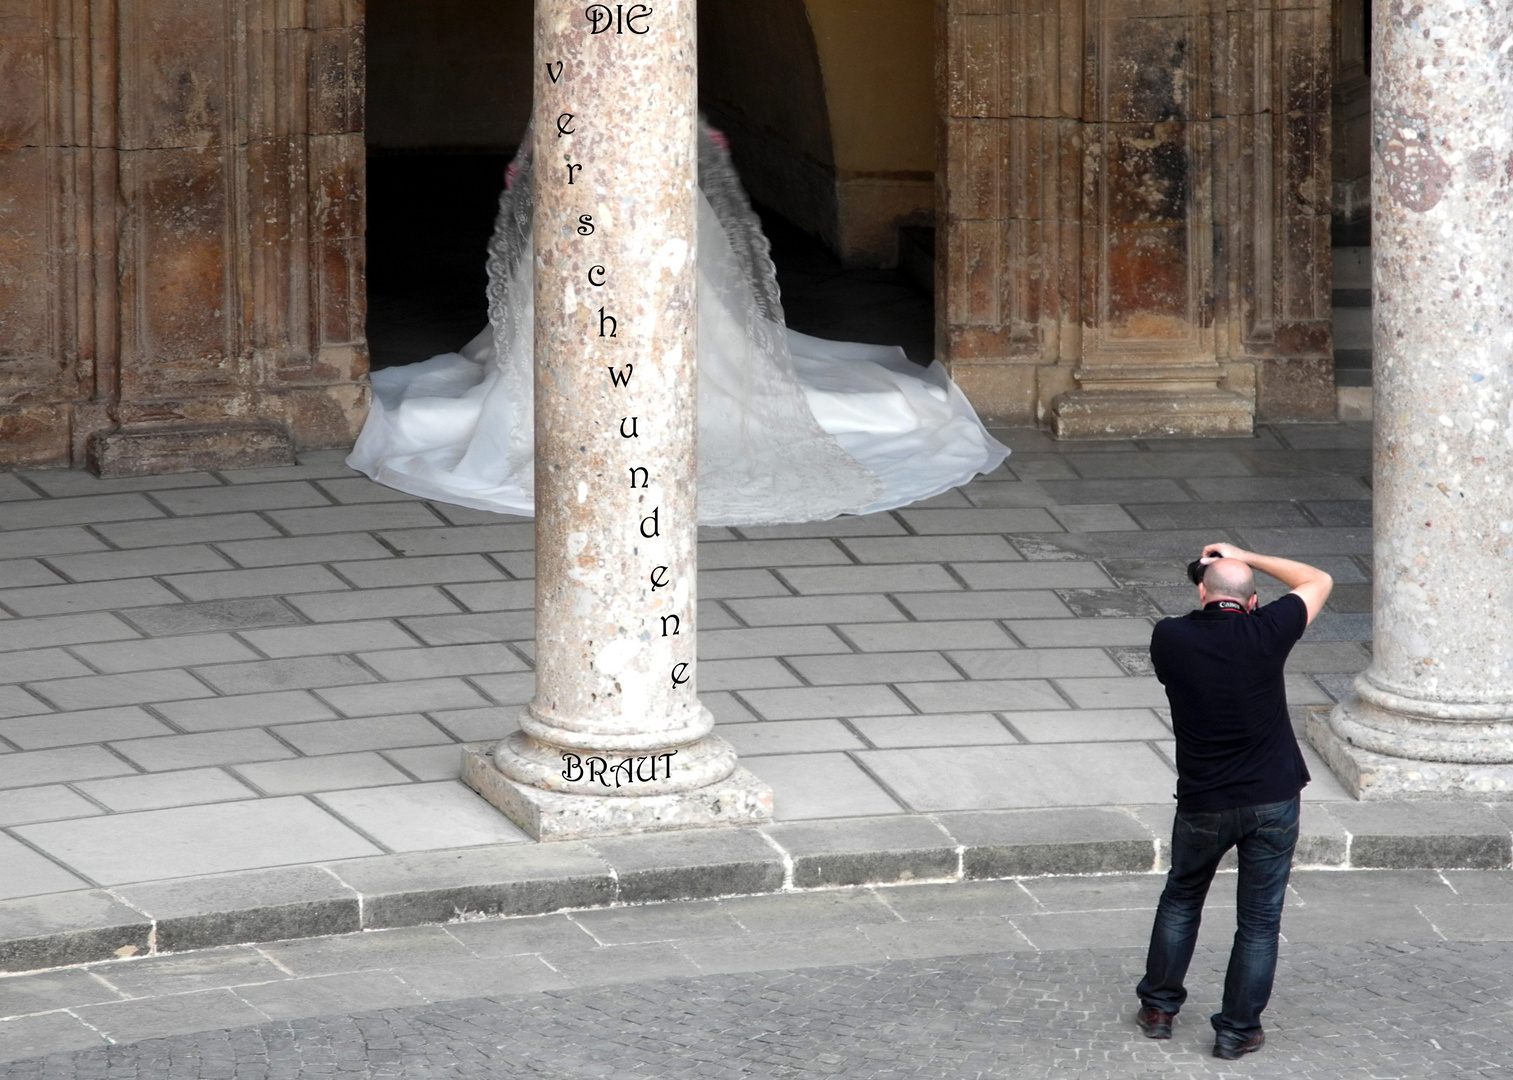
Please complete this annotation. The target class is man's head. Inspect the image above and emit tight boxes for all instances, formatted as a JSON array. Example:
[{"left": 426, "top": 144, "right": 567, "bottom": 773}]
[{"left": 1198, "top": 558, "right": 1258, "bottom": 612}]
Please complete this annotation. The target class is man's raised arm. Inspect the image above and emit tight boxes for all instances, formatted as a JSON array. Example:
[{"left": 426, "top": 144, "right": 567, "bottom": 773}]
[{"left": 1200, "top": 542, "right": 1333, "bottom": 625}]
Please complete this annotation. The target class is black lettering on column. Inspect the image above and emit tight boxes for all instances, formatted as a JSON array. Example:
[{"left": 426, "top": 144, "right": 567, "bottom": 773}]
[
  {"left": 586, "top": 4, "right": 613, "bottom": 32},
  {"left": 660, "top": 614, "right": 680, "bottom": 637},
  {"left": 586, "top": 757, "right": 608, "bottom": 785},
  {"left": 578, "top": 215, "right": 595, "bottom": 235},
  {"left": 567, "top": 163, "right": 582, "bottom": 184},
  {"left": 669, "top": 665, "right": 689, "bottom": 689},
  {"left": 588, "top": 265, "right": 606, "bottom": 286},
  {"left": 649, "top": 566, "right": 669, "bottom": 590},
  {"left": 607, "top": 364, "right": 633, "bottom": 387},
  {"left": 546, "top": 61, "right": 564, "bottom": 83},
  {"left": 619, "top": 416, "right": 638, "bottom": 438},
  {"left": 626, "top": 4, "right": 653, "bottom": 33},
  {"left": 628, "top": 466, "right": 649, "bottom": 488},
  {"left": 556, "top": 113, "right": 576, "bottom": 137},
  {"left": 639, "top": 508, "right": 659, "bottom": 537},
  {"left": 608, "top": 758, "right": 633, "bottom": 787},
  {"left": 635, "top": 755, "right": 658, "bottom": 781},
  {"left": 560, "top": 753, "right": 583, "bottom": 781},
  {"left": 598, "top": 309, "right": 617, "bottom": 337}
]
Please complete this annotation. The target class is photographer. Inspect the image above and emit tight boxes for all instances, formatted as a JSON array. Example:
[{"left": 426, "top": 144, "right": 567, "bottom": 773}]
[{"left": 1133, "top": 542, "right": 1332, "bottom": 1060}]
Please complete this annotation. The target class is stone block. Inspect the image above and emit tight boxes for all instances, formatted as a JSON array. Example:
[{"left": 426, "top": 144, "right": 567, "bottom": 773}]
[
  {"left": 324, "top": 843, "right": 617, "bottom": 928},
  {"left": 123, "top": 598, "right": 302, "bottom": 635},
  {"left": 938, "top": 807, "right": 1158, "bottom": 877},
  {"left": 314, "top": 782, "right": 529, "bottom": 852},
  {"left": 1295, "top": 803, "right": 1350, "bottom": 867},
  {"left": 1326, "top": 801, "right": 1512, "bottom": 869},
  {"left": 116, "top": 866, "right": 361, "bottom": 953},
  {"left": 88, "top": 423, "right": 295, "bottom": 477},
  {"left": 585, "top": 828, "right": 785, "bottom": 902},
  {"left": 0, "top": 890, "right": 153, "bottom": 973},
  {"left": 764, "top": 816, "right": 959, "bottom": 888}
]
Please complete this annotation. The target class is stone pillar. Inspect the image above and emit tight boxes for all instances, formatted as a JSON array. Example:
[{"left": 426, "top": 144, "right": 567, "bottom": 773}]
[
  {"left": 936, "top": 0, "right": 1335, "bottom": 432},
  {"left": 1307, "top": 0, "right": 1513, "bottom": 796},
  {"left": 0, "top": 0, "right": 368, "bottom": 475},
  {"left": 462, "top": 0, "right": 772, "bottom": 840}
]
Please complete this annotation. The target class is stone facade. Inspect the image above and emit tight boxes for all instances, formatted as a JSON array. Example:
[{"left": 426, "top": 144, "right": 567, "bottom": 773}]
[
  {"left": 0, "top": 0, "right": 369, "bottom": 475},
  {"left": 937, "top": 0, "right": 1336, "bottom": 429}
]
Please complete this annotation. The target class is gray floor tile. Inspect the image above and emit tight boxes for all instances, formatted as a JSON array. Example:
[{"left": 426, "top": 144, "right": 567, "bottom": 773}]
[
  {"left": 0, "top": 1011, "right": 109, "bottom": 1061},
  {"left": 838, "top": 620, "right": 1015, "bottom": 652},
  {"left": 849, "top": 713, "right": 1019, "bottom": 748},
  {"left": 717, "top": 719, "right": 868, "bottom": 755},
  {"left": 16, "top": 797, "right": 379, "bottom": 884},
  {"left": 259, "top": 925, "right": 475, "bottom": 976},
  {"left": 168, "top": 565, "right": 350, "bottom": 602},
  {"left": 379, "top": 522, "right": 536, "bottom": 556},
  {"left": 726, "top": 594, "right": 908, "bottom": 626},
  {"left": 193, "top": 655, "right": 376, "bottom": 695},
  {"left": 677, "top": 927, "right": 889, "bottom": 975},
  {"left": 111, "top": 729, "right": 296, "bottom": 771},
  {"left": 217, "top": 533, "right": 396, "bottom": 568},
  {"left": 1, "top": 494, "right": 164, "bottom": 531},
  {"left": 962, "top": 478, "right": 1064, "bottom": 505},
  {"left": 121, "top": 598, "right": 303, "bottom": 636},
  {"left": 1, "top": 578, "right": 181, "bottom": 617},
  {"left": 544, "top": 940, "right": 705, "bottom": 986},
  {"left": 315, "top": 782, "right": 528, "bottom": 851},
  {"left": 234, "top": 752, "right": 412, "bottom": 795},
  {"left": 93, "top": 514, "right": 280, "bottom": 549},
  {"left": 334, "top": 553, "right": 505, "bottom": 588},
  {"left": 273, "top": 714, "right": 453, "bottom": 755},
  {"left": 949, "top": 648, "right": 1123, "bottom": 680},
  {"left": 876, "top": 879, "right": 1041, "bottom": 921},
  {"left": 1049, "top": 505, "right": 1142, "bottom": 532},
  {"left": 735, "top": 516, "right": 908, "bottom": 539},
  {"left": 426, "top": 706, "right": 519, "bottom": 742},
  {"left": 444, "top": 913, "right": 599, "bottom": 958},
  {"left": 382, "top": 744, "right": 467, "bottom": 781},
  {"left": 701, "top": 691, "right": 761, "bottom": 724},
  {"left": 859, "top": 917, "right": 1036, "bottom": 960},
  {"left": 441, "top": 579, "right": 536, "bottom": 611},
  {"left": 0, "top": 967, "right": 120, "bottom": 1018},
  {"left": 954, "top": 562, "right": 1115, "bottom": 590},
  {"left": 238, "top": 619, "right": 421, "bottom": 658},
  {"left": 0, "top": 612, "right": 140, "bottom": 653},
  {"left": 315, "top": 477, "right": 419, "bottom": 504},
  {"left": 1007, "top": 708, "right": 1170, "bottom": 742},
  {"left": 45, "top": 545, "right": 235, "bottom": 583},
  {"left": 1011, "top": 908, "right": 1157, "bottom": 949},
  {"left": 697, "top": 539, "right": 850, "bottom": 569},
  {"left": 778, "top": 564, "right": 961, "bottom": 595},
  {"left": 1188, "top": 475, "right": 1372, "bottom": 502},
  {"left": 400, "top": 610, "right": 535, "bottom": 645},
  {"left": 157, "top": 690, "right": 338, "bottom": 732},
  {"left": 0, "top": 785, "right": 103, "bottom": 827},
  {"left": 268, "top": 503, "right": 448, "bottom": 535},
  {"left": 0, "top": 685, "right": 47, "bottom": 718},
  {"left": 0, "top": 528, "right": 108, "bottom": 562},
  {"left": 698, "top": 568, "right": 792, "bottom": 599},
  {"left": 741, "top": 752, "right": 903, "bottom": 819},
  {"left": 893, "top": 591, "right": 1076, "bottom": 622},
  {"left": 1062, "top": 451, "right": 1252, "bottom": 479},
  {"left": 698, "top": 657, "right": 802, "bottom": 691},
  {"left": 1055, "top": 676, "right": 1169, "bottom": 709},
  {"left": 1126, "top": 502, "right": 1312, "bottom": 529},
  {"left": 73, "top": 768, "right": 259, "bottom": 812},
  {"left": 1038, "top": 478, "right": 1190, "bottom": 504},
  {"left": 719, "top": 889, "right": 900, "bottom": 933},
  {"left": 219, "top": 458, "right": 358, "bottom": 485},
  {"left": 469, "top": 671, "right": 534, "bottom": 705},
  {"left": 399, "top": 956, "right": 571, "bottom": 999},
  {"left": 789, "top": 651, "right": 961, "bottom": 686},
  {"left": 893, "top": 679, "right": 1066, "bottom": 714},
  {"left": 739, "top": 684, "right": 912, "bottom": 720},
  {"left": 71, "top": 634, "right": 259, "bottom": 674},
  {"left": 571, "top": 900, "right": 744, "bottom": 945},
  {"left": 697, "top": 625, "right": 851, "bottom": 660},
  {"left": 857, "top": 743, "right": 1176, "bottom": 811},
  {"left": 0, "top": 706, "right": 173, "bottom": 749},
  {"left": 87, "top": 945, "right": 288, "bottom": 998},
  {"left": 897, "top": 508, "right": 1062, "bottom": 534},
  {"left": 0, "top": 745, "right": 138, "bottom": 789},
  {"left": 315, "top": 678, "right": 492, "bottom": 717},
  {"left": 841, "top": 535, "right": 1023, "bottom": 563},
  {"left": 1004, "top": 618, "right": 1154, "bottom": 647},
  {"left": 359, "top": 642, "right": 525, "bottom": 680},
  {"left": 152, "top": 482, "right": 330, "bottom": 516},
  {"left": 0, "top": 560, "right": 67, "bottom": 590},
  {"left": 0, "top": 833, "right": 89, "bottom": 898},
  {"left": 233, "top": 970, "right": 426, "bottom": 1019}
]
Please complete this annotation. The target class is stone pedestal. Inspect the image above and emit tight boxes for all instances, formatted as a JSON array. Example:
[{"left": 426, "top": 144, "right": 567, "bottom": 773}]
[
  {"left": 1307, "top": 0, "right": 1513, "bottom": 797},
  {"left": 462, "top": 0, "right": 772, "bottom": 840}
]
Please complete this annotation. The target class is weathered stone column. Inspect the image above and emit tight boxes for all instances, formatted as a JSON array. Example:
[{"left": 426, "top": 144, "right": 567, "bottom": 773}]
[
  {"left": 1307, "top": 0, "right": 1513, "bottom": 796},
  {"left": 463, "top": 0, "right": 772, "bottom": 839}
]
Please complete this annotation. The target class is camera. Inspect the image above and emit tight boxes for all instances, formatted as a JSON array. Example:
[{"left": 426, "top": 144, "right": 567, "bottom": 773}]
[{"left": 1187, "top": 558, "right": 1208, "bottom": 586}]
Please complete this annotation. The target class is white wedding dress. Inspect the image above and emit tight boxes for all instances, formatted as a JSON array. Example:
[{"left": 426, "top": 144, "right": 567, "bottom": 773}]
[{"left": 348, "top": 125, "right": 1008, "bottom": 526}]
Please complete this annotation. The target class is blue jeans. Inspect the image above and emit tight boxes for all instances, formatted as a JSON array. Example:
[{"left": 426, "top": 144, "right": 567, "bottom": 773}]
[{"left": 1136, "top": 796, "right": 1299, "bottom": 1043}]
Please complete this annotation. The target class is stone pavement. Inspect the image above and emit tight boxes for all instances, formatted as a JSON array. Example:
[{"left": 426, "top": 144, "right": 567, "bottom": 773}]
[
  {"left": 3, "top": 870, "right": 1513, "bottom": 1074},
  {"left": 7, "top": 420, "right": 1513, "bottom": 965}
]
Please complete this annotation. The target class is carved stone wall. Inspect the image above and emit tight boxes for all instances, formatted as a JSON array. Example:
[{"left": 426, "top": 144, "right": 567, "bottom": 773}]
[
  {"left": 938, "top": 0, "right": 1335, "bottom": 429},
  {"left": 0, "top": 0, "right": 368, "bottom": 474}
]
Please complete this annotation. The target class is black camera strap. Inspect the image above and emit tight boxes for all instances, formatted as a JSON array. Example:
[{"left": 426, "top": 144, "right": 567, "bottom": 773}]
[{"left": 1203, "top": 600, "right": 1249, "bottom": 614}]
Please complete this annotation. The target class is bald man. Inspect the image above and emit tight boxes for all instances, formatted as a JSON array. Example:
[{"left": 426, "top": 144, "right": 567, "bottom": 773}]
[{"left": 1134, "top": 542, "right": 1332, "bottom": 1060}]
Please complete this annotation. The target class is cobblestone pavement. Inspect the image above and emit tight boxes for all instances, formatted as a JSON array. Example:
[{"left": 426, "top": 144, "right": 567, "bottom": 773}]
[{"left": 4, "top": 872, "right": 1513, "bottom": 1077}]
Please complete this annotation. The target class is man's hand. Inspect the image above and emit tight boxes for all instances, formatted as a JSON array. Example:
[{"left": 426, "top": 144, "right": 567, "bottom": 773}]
[{"left": 1197, "top": 541, "right": 1332, "bottom": 626}]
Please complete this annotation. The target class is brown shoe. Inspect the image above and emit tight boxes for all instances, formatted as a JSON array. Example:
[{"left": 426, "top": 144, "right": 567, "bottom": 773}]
[
  {"left": 1135, "top": 1006, "right": 1174, "bottom": 1039},
  {"left": 1213, "top": 1030, "right": 1266, "bottom": 1059}
]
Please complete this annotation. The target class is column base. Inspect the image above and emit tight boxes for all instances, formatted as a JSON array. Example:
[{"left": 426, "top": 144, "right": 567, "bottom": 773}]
[
  {"left": 1049, "top": 388, "right": 1254, "bottom": 439},
  {"left": 462, "top": 744, "right": 774, "bottom": 841},
  {"left": 1306, "top": 707, "right": 1513, "bottom": 800}
]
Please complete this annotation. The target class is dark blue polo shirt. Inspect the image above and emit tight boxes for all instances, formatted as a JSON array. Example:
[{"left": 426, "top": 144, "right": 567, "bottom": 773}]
[{"left": 1149, "top": 593, "right": 1311, "bottom": 811}]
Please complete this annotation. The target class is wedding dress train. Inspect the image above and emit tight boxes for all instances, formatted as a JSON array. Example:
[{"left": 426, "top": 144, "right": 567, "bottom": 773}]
[{"left": 348, "top": 125, "right": 1009, "bottom": 526}]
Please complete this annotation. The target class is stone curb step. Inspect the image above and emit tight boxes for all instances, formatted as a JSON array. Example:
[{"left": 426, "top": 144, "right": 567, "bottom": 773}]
[{"left": 5, "top": 800, "right": 1511, "bottom": 975}]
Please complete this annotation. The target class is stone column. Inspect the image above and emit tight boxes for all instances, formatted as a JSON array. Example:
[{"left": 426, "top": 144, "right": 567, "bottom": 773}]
[
  {"left": 463, "top": 0, "right": 772, "bottom": 840},
  {"left": 1307, "top": 0, "right": 1513, "bottom": 796}
]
